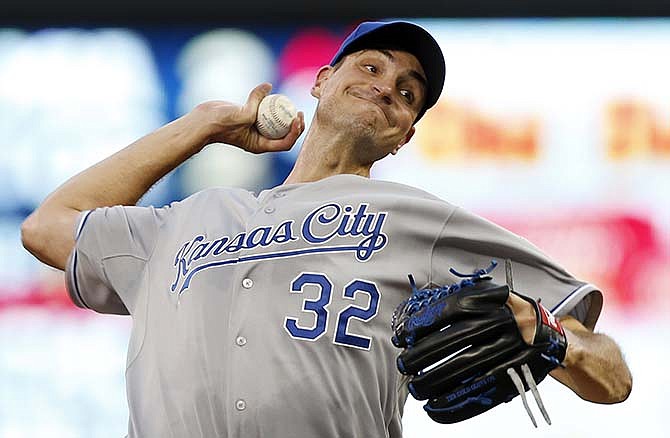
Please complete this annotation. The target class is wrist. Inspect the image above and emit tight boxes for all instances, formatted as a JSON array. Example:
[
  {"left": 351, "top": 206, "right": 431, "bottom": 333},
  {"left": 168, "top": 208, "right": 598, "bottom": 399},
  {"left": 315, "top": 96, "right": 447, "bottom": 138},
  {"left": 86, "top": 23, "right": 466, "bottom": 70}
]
[
  {"left": 561, "top": 327, "right": 582, "bottom": 368},
  {"left": 188, "top": 101, "right": 241, "bottom": 147},
  {"left": 177, "top": 110, "right": 218, "bottom": 151}
]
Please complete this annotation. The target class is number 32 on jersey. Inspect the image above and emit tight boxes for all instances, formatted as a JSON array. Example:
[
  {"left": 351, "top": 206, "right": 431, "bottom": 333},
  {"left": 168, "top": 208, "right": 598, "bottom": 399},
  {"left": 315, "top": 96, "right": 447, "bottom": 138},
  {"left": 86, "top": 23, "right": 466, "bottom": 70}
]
[{"left": 284, "top": 272, "right": 380, "bottom": 350}]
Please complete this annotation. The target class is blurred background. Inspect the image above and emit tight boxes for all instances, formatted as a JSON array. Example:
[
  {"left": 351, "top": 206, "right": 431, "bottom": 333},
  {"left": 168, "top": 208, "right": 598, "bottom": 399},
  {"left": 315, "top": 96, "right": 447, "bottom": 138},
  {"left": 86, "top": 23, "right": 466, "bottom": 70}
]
[{"left": 1, "top": 1, "right": 669, "bottom": 437}]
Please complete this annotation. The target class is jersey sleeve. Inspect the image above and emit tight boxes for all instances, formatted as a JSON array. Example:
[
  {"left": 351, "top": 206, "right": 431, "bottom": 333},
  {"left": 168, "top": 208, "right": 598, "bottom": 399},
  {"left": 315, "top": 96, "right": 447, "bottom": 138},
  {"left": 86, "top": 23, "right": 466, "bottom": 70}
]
[
  {"left": 65, "top": 204, "right": 169, "bottom": 315},
  {"left": 430, "top": 207, "right": 603, "bottom": 330}
]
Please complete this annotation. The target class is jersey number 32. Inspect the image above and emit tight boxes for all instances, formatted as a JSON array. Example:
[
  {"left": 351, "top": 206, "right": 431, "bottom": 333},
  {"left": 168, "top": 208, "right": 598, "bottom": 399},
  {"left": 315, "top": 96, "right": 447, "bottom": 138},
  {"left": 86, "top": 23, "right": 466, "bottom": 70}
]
[{"left": 284, "top": 272, "right": 380, "bottom": 350}]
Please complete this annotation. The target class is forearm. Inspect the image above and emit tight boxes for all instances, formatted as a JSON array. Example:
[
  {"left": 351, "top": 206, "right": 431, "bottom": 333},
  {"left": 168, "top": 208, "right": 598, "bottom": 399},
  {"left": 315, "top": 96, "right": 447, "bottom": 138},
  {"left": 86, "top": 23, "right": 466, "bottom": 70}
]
[
  {"left": 48, "top": 113, "right": 209, "bottom": 210},
  {"left": 550, "top": 316, "right": 632, "bottom": 403},
  {"left": 22, "top": 112, "right": 210, "bottom": 270}
]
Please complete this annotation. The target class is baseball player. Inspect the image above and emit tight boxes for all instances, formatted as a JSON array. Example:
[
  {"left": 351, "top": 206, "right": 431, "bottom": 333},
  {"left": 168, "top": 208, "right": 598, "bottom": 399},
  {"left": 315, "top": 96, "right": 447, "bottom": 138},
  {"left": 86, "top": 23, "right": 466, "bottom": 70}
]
[{"left": 22, "top": 21, "right": 631, "bottom": 437}]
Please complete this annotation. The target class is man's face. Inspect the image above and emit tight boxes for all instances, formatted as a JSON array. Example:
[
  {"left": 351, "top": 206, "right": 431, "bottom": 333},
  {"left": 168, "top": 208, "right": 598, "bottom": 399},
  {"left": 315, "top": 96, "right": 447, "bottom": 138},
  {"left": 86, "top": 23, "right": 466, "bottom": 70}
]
[{"left": 312, "top": 49, "right": 427, "bottom": 158}]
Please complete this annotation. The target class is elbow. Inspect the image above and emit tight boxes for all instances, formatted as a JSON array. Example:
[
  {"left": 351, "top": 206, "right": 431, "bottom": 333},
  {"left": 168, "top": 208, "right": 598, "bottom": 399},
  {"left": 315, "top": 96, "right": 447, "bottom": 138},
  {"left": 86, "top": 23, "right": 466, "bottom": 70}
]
[
  {"left": 594, "top": 364, "right": 633, "bottom": 404},
  {"left": 20, "top": 206, "right": 78, "bottom": 271},
  {"left": 574, "top": 371, "right": 632, "bottom": 405},
  {"left": 21, "top": 212, "right": 43, "bottom": 256},
  {"left": 607, "top": 352, "right": 633, "bottom": 404},
  {"left": 611, "top": 370, "right": 633, "bottom": 404}
]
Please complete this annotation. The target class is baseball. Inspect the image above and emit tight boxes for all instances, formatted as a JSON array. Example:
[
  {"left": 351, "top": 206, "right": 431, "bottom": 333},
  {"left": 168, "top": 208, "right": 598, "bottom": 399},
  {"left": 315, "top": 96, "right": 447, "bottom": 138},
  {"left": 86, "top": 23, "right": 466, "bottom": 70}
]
[{"left": 255, "top": 94, "right": 298, "bottom": 139}]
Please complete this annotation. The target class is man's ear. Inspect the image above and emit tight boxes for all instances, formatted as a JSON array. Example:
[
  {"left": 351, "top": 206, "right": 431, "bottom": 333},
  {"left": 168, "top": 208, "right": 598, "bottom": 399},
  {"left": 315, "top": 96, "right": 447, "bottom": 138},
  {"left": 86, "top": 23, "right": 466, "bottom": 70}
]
[
  {"left": 392, "top": 127, "right": 416, "bottom": 155},
  {"left": 311, "top": 65, "right": 333, "bottom": 98}
]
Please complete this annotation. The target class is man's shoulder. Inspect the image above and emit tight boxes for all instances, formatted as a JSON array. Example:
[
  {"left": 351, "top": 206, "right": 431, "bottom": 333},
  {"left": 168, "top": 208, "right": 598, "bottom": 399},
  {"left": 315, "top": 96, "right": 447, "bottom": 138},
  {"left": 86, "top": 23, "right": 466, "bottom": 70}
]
[
  {"left": 369, "top": 177, "right": 443, "bottom": 200},
  {"left": 318, "top": 174, "right": 446, "bottom": 202},
  {"left": 174, "top": 186, "right": 256, "bottom": 207}
]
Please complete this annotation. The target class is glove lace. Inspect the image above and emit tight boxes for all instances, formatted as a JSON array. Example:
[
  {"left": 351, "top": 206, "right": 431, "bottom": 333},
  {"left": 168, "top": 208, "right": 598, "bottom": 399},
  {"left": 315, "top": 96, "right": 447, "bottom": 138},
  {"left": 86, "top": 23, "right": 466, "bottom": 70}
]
[
  {"left": 391, "top": 261, "right": 499, "bottom": 342},
  {"left": 507, "top": 364, "right": 553, "bottom": 427}
]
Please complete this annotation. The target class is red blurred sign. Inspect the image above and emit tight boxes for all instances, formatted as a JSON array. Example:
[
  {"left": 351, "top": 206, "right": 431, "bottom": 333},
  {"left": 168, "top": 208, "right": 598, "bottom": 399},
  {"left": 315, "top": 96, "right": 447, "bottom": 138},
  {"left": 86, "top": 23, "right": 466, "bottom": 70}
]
[{"left": 493, "top": 212, "right": 669, "bottom": 316}]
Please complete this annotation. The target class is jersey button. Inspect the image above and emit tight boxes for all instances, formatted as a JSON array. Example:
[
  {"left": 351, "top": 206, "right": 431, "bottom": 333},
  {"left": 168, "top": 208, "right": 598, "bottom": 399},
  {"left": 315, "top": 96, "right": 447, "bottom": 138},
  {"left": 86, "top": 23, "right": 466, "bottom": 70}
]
[
  {"left": 274, "top": 192, "right": 286, "bottom": 198},
  {"left": 235, "top": 399, "right": 246, "bottom": 411},
  {"left": 242, "top": 278, "right": 253, "bottom": 289},
  {"left": 264, "top": 206, "right": 275, "bottom": 214},
  {"left": 235, "top": 336, "right": 247, "bottom": 346}
]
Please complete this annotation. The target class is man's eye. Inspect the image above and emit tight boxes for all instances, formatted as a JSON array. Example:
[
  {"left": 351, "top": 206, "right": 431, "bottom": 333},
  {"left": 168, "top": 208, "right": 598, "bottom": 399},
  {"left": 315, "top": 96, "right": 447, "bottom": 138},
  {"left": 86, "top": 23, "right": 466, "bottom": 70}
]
[
  {"left": 364, "top": 64, "right": 377, "bottom": 73},
  {"left": 400, "top": 89, "right": 414, "bottom": 103}
]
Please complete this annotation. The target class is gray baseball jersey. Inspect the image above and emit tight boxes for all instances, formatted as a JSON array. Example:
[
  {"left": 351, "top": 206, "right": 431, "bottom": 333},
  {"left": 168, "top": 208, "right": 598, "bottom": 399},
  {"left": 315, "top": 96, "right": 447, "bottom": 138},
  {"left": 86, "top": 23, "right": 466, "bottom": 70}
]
[{"left": 65, "top": 173, "right": 602, "bottom": 438}]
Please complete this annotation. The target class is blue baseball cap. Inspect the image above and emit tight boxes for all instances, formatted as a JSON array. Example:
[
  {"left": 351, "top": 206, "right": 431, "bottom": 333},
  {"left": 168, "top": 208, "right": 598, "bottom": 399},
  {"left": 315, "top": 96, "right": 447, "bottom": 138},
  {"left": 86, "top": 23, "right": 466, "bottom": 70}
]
[{"left": 330, "top": 20, "right": 445, "bottom": 123}]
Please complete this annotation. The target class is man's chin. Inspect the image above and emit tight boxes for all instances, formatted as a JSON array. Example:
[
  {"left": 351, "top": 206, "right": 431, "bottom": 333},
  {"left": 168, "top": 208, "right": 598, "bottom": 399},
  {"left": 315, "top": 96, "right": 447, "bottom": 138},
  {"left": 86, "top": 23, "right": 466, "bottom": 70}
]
[
  {"left": 347, "top": 119, "right": 377, "bottom": 139},
  {"left": 320, "top": 97, "right": 383, "bottom": 132}
]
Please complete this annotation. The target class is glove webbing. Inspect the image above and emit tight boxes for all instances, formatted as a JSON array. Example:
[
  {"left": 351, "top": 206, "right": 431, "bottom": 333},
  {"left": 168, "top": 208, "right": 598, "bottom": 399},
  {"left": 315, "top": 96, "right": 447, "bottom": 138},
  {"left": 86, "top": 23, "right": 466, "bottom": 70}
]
[{"left": 390, "top": 261, "right": 498, "bottom": 347}]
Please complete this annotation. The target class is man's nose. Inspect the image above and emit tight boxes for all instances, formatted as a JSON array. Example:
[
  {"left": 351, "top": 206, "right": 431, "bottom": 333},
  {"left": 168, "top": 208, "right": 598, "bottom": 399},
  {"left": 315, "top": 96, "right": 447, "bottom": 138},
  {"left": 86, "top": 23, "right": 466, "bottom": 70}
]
[{"left": 372, "top": 83, "right": 393, "bottom": 105}]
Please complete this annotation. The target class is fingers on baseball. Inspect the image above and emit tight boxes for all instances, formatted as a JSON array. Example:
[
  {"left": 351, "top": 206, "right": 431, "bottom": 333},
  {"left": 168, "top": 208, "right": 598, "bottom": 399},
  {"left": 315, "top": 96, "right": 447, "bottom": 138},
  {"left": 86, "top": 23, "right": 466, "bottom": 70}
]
[
  {"left": 261, "top": 111, "right": 304, "bottom": 151},
  {"left": 244, "top": 82, "right": 273, "bottom": 117}
]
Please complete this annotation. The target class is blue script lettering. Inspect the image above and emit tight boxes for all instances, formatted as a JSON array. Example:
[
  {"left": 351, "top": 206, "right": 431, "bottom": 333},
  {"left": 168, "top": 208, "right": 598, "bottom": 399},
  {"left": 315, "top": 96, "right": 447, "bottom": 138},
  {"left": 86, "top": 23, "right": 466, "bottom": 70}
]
[
  {"left": 170, "top": 221, "right": 297, "bottom": 292},
  {"left": 302, "top": 203, "right": 388, "bottom": 261},
  {"left": 302, "top": 203, "right": 341, "bottom": 243},
  {"left": 171, "top": 203, "right": 390, "bottom": 294}
]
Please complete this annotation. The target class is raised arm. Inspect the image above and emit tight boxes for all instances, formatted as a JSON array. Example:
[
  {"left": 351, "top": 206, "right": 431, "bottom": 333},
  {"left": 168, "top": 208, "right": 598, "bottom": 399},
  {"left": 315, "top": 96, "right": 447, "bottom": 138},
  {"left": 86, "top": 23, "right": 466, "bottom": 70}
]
[
  {"left": 21, "top": 83, "right": 305, "bottom": 270},
  {"left": 508, "top": 293, "right": 632, "bottom": 403}
]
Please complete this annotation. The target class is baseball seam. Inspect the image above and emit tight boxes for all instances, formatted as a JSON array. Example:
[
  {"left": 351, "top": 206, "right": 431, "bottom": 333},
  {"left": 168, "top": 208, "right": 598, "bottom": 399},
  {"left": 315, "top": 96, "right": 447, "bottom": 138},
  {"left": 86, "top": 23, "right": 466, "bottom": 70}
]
[{"left": 269, "top": 97, "right": 290, "bottom": 129}]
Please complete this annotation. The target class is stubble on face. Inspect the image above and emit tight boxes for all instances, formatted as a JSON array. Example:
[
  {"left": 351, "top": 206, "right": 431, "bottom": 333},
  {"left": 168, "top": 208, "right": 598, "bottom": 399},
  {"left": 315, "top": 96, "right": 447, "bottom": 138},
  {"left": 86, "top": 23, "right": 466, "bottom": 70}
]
[{"left": 318, "top": 92, "right": 378, "bottom": 136}]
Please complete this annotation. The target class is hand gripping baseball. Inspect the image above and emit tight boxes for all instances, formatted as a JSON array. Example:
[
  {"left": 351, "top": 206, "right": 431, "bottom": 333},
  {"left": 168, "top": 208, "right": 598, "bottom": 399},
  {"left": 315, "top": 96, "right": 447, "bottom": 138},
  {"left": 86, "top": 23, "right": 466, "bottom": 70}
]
[
  {"left": 196, "top": 83, "right": 305, "bottom": 154},
  {"left": 391, "top": 261, "right": 567, "bottom": 426}
]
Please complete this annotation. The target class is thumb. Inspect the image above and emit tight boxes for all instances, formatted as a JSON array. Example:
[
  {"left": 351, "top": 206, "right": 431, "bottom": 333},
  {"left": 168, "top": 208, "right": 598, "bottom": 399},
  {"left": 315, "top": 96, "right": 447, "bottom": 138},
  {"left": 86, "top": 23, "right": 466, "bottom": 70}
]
[{"left": 243, "top": 82, "right": 273, "bottom": 118}]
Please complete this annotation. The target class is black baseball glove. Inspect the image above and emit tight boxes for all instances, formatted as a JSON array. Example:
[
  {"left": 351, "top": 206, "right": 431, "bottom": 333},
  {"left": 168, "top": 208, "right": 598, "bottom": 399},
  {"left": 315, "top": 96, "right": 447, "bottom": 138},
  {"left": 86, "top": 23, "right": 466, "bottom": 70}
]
[{"left": 391, "top": 260, "right": 567, "bottom": 426}]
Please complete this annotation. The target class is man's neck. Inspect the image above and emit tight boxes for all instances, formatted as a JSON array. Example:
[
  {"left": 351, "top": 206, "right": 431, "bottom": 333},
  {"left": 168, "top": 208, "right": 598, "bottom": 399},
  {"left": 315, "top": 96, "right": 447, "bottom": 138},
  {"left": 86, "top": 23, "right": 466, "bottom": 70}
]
[{"left": 283, "top": 123, "right": 373, "bottom": 185}]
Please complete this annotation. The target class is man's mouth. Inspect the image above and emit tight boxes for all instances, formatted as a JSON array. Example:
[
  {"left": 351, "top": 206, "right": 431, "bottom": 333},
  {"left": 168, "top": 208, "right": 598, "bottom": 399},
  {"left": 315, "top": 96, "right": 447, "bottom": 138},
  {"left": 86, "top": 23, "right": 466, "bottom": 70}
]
[{"left": 349, "top": 92, "right": 390, "bottom": 125}]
